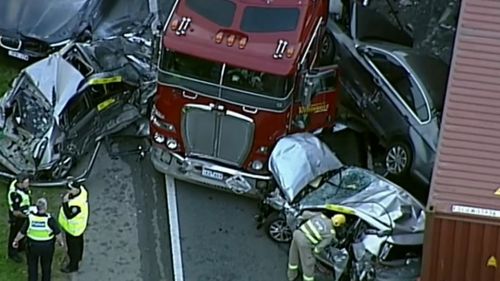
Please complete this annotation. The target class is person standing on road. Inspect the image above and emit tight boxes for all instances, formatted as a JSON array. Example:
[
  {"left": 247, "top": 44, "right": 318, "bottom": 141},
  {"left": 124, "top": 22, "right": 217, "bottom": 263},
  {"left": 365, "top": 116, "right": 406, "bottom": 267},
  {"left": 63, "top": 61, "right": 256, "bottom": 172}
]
[
  {"left": 287, "top": 211, "right": 346, "bottom": 281},
  {"left": 12, "top": 198, "right": 65, "bottom": 281},
  {"left": 7, "top": 173, "right": 32, "bottom": 263},
  {"left": 58, "top": 178, "right": 89, "bottom": 273}
]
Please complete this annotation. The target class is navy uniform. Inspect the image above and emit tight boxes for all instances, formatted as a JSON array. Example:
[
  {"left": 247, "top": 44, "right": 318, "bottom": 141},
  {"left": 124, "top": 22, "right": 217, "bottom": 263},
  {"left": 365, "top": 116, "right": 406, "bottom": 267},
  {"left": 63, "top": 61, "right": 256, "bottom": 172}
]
[{"left": 7, "top": 177, "right": 32, "bottom": 262}]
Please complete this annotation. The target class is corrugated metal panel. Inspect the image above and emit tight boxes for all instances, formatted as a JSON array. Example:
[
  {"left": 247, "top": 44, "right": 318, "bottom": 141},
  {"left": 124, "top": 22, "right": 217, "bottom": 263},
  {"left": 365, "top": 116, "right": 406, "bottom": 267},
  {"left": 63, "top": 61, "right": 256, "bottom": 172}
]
[
  {"left": 421, "top": 214, "right": 500, "bottom": 281},
  {"left": 428, "top": 0, "right": 500, "bottom": 215}
]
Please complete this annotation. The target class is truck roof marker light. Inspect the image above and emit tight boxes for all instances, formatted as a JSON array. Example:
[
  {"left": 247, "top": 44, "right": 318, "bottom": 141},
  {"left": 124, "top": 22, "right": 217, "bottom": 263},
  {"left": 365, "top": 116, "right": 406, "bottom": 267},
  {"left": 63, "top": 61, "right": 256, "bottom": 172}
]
[
  {"left": 273, "top": 39, "right": 288, "bottom": 59},
  {"left": 239, "top": 37, "right": 248, "bottom": 49},
  {"left": 286, "top": 46, "right": 295, "bottom": 58},
  {"left": 215, "top": 32, "right": 224, "bottom": 44},
  {"left": 176, "top": 17, "right": 192, "bottom": 36},
  {"left": 170, "top": 19, "right": 180, "bottom": 31},
  {"left": 227, "top": 34, "right": 236, "bottom": 47}
]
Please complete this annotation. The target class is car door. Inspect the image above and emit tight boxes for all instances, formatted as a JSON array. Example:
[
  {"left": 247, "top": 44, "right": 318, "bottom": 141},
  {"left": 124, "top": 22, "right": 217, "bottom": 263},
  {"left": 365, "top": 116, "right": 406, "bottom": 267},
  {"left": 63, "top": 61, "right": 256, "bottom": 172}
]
[
  {"left": 359, "top": 47, "right": 421, "bottom": 141},
  {"left": 62, "top": 92, "right": 96, "bottom": 156},
  {"left": 83, "top": 74, "right": 139, "bottom": 138}
]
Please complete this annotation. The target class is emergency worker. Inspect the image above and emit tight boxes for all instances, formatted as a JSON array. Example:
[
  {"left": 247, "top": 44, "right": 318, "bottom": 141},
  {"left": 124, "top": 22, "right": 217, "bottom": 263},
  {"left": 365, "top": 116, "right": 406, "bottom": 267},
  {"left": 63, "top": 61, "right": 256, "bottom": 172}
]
[
  {"left": 7, "top": 173, "right": 32, "bottom": 263},
  {"left": 287, "top": 211, "right": 346, "bottom": 281},
  {"left": 58, "top": 178, "right": 89, "bottom": 273},
  {"left": 12, "top": 198, "right": 64, "bottom": 281}
]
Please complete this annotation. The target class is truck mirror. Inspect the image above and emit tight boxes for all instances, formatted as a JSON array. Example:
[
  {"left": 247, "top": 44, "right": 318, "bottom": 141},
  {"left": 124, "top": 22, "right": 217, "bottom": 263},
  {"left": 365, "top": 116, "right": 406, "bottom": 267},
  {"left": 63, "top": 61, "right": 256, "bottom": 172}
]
[{"left": 300, "top": 73, "right": 318, "bottom": 107}]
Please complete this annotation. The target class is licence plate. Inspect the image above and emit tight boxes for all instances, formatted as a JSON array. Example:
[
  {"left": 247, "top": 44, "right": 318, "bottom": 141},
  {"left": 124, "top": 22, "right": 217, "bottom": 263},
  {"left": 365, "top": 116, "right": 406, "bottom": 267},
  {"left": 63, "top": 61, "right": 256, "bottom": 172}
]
[
  {"left": 8, "top": 50, "right": 29, "bottom": 61},
  {"left": 201, "top": 167, "right": 224, "bottom": 181}
]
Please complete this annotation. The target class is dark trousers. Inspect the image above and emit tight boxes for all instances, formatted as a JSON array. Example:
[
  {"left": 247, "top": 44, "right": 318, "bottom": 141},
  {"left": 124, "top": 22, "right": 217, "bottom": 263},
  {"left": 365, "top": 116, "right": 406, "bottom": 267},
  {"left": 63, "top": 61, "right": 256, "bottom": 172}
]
[
  {"left": 8, "top": 218, "right": 26, "bottom": 257},
  {"left": 66, "top": 233, "right": 84, "bottom": 270},
  {"left": 27, "top": 240, "right": 55, "bottom": 281}
]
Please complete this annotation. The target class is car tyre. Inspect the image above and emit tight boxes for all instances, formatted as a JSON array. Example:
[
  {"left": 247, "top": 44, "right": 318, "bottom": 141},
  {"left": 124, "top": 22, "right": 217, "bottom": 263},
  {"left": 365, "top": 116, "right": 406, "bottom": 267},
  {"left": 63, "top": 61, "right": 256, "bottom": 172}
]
[
  {"left": 51, "top": 154, "right": 74, "bottom": 179},
  {"left": 265, "top": 213, "right": 293, "bottom": 243},
  {"left": 385, "top": 142, "right": 412, "bottom": 177}
]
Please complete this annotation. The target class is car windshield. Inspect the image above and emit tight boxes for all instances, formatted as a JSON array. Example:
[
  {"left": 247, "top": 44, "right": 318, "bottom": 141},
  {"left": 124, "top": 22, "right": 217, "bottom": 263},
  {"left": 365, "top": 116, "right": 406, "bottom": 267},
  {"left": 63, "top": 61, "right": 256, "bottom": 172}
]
[
  {"left": 160, "top": 50, "right": 293, "bottom": 99},
  {"left": 12, "top": 76, "right": 53, "bottom": 137},
  {"left": 240, "top": 7, "right": 300, "bottom": 33},
  {"left": 300, "top": 168, "right": 376, "bottom": 206},
  {"left": 185, "top": 0, "right": 236, "bottom": 27}
]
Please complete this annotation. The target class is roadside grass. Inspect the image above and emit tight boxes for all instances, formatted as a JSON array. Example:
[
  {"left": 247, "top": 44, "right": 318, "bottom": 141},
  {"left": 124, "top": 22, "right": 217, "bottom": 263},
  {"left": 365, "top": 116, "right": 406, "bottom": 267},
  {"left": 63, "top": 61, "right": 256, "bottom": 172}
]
[{"left": 0, "top": 56, "right": 69, "bottom": 281}]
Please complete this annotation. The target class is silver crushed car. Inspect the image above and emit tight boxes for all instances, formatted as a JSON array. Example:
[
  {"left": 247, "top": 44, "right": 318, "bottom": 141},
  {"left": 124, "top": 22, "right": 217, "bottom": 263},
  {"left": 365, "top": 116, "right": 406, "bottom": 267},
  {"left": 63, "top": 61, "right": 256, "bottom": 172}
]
[
  {"left": 260, "top": 133, "right": 425, "bottom": 280},
  {"left": 0, "top": 33, "right": 156, "bottom": 181}
]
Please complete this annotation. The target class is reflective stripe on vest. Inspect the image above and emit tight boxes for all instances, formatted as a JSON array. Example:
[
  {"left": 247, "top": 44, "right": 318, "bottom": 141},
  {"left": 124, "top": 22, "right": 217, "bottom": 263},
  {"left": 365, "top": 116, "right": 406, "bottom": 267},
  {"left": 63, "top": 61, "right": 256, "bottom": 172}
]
[
  {"left": 7, "top": 180, "right": 31, "bottom": 212},
  {"left": 303, "top": 274, "right": 315, "bottom": 281},
  {"left": 300, "top": 220, "right": 323, "bottom": 245},
  {"left": 58, "top": 186, "right": 89, "bottom": 236},
  {"left": 27, "top": 214, "right": 54, "bottom": 241}
]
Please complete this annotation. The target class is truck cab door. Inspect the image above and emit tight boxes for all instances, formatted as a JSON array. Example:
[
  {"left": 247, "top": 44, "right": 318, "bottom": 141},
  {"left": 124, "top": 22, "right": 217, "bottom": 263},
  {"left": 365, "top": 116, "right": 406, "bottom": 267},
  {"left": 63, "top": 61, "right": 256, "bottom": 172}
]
[{"left": 293, "top": 66, "right": 338, "bottom": 132}]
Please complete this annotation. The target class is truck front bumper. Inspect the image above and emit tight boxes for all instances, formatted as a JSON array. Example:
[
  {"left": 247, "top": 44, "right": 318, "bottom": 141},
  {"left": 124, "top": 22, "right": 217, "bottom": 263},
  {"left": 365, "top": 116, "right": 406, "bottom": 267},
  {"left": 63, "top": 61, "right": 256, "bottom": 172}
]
[{"left": 150, "top": 147, "right": 273, "bottom": 198}]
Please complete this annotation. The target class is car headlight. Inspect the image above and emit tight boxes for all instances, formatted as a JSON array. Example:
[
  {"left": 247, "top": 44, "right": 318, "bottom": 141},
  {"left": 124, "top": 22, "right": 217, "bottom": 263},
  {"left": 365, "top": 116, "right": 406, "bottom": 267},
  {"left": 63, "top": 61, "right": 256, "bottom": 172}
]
[
  {"left": 153, "top": 132, "right": 165, "bottom": 143},
  {"left": 166, "top": 138, "right": 178, "bottom": 150},
  {"left": 251, "top": 160, "right": 264, "bottom": 170}
]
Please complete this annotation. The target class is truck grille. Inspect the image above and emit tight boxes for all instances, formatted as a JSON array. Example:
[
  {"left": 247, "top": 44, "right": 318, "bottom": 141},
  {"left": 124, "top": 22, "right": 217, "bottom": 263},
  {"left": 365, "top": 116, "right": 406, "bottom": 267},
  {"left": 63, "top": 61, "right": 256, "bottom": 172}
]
[{"left": 181, "top": 104, "right": 254, "bottom": 166}]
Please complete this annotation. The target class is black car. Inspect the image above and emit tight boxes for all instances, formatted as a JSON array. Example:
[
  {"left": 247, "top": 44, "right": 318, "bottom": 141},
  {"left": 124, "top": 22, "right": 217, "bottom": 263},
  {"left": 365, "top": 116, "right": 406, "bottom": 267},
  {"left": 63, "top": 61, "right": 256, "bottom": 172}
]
[
  {"left": 0, "top": 34, "right": 155, "bottom": 182},
  {"left": 0, "top": 0, "right": 106, "bottom": 61},
  {"left": 328, "top": 2, "right": 449, "bottom": 186}
]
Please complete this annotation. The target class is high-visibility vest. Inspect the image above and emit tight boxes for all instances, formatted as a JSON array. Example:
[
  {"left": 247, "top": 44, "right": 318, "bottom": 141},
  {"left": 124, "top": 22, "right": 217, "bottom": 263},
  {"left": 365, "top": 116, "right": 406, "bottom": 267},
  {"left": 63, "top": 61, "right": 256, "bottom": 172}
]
[
  {"left": 58, "top": 185, "right": 89, "bottom": 236},
  {"left": 27, "top": 214, "right": 54, "bottom": 241},
  {"left": 299, "top": 215, "right": 334, "bottom": 245},
  {"left": 7, "top": 180, "right": 31, "bottom": 212}
]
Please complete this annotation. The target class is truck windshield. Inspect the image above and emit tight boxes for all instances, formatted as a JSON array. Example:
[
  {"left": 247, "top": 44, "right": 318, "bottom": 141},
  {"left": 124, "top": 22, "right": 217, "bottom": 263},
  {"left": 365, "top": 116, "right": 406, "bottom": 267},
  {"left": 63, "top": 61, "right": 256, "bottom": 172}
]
[
  {"left": 160, "top": 50, "right": 293, "bottom": 99},
  {"left": 185, "top": 0, "right": 236, "bottom": 27},
  {"left": 240, "top": 7, "right": 300, "bottom": 33}
]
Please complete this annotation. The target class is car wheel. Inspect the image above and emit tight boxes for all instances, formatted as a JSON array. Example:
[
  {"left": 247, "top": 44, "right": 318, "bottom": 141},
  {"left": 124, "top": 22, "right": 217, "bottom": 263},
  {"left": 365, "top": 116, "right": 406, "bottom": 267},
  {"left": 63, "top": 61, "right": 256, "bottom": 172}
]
[
  {"left": 318, "top": 31, "right": 336, "bottom": 66},
  {"left": 266, "top": 215, "right": 293, "bottom": 243},
  {"left": 51, "top": 154, "right": 74, "bottom": 179},
  {"left": 385, "top": 142, "right": 412, "bottom": 176}
]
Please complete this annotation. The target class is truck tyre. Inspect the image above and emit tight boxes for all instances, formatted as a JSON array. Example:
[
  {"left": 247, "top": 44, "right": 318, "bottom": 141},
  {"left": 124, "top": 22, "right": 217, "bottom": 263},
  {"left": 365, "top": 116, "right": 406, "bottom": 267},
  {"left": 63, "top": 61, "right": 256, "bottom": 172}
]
[{"left": 318, "top": 31, "right": 336, "bottom": 66}]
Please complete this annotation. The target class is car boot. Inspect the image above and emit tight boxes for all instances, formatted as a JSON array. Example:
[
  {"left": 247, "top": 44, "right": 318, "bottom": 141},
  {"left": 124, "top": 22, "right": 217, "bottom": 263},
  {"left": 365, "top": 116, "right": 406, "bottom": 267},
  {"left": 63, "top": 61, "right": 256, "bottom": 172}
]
[{"left": 60, "top": 265, "right": 78, "bottom": 273}]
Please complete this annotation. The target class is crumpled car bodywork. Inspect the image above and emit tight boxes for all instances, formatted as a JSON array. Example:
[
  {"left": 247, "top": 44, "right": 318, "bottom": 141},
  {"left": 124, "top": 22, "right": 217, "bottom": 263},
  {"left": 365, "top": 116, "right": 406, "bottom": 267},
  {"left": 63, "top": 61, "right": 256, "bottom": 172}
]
[
  {"left": 0, "top": 34, "right": 155, "bottom": 180},
  {"left": 0, "top": 0, "right": 105, "bottom": 60},
  {"left": 264, "top": 133, "right": 425, "bottom": 280}
]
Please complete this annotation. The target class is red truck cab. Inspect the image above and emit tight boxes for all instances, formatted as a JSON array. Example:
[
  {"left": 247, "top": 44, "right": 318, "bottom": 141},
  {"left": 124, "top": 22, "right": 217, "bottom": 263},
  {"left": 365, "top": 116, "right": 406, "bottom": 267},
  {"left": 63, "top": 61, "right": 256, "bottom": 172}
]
[{"left": 150, "top": 0, "right": 339, "bottom": 197}]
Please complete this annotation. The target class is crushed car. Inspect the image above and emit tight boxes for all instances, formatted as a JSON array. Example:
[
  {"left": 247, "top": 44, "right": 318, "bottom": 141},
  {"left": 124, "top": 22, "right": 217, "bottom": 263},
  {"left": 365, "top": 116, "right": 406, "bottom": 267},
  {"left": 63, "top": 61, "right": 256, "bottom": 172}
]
[
  {"left": 0, "top": 33, "right": 156, "bottom": 182},
  {"left": 328, "top": 1, "right": 449, "bottom": 186},
  {"left": 0, "top": 0, "right": 109, "bottom": 61},
  {"left": 259, "top": 133, "right": 425, "bottom": 281}
]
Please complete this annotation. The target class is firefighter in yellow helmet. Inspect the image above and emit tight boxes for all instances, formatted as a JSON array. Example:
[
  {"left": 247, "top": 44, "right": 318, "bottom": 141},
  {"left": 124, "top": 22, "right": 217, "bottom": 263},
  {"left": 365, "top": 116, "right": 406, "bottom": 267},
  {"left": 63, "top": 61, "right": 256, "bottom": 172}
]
[
  {"left": 287, "top": 211, "right": 346, "bottom": 281},
  {"left": 58, "top": 178, "right": 89, "bottom": 273}
]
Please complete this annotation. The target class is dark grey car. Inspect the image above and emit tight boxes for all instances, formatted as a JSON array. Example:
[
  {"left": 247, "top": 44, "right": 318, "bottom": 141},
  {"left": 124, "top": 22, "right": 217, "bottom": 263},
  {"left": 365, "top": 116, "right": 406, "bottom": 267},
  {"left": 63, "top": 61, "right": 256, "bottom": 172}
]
[
  {"left": 328, "top": 2, "right": 449, "bottom": 186},
  {"left": 0, "top": 0, "right": 106, "bottom": 60}
]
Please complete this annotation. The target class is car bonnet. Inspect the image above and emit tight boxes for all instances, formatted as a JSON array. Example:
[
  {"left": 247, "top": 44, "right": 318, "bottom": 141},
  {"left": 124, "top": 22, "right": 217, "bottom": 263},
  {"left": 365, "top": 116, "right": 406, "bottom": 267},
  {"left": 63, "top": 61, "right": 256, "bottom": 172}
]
[{"left": 23, "top": 53, "right": 85, "bottom": 119}]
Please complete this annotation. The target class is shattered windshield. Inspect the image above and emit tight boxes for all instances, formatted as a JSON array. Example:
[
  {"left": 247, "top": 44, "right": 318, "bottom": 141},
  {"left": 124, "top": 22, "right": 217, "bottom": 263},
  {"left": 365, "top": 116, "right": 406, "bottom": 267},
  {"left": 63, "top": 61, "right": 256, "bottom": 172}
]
[
  {"left": 11, "top": 76, "right": 53, "bottom": 137},
  {"left": 301, "top": 168, "right": 376, "bottom": 206}
]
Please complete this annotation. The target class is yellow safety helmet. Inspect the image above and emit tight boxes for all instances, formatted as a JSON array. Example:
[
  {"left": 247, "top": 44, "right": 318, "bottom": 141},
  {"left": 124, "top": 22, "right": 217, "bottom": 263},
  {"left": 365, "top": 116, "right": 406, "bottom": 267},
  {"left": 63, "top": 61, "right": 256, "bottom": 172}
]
[{"left": 331, "top": 214, "right": 346, "bottom": 227}]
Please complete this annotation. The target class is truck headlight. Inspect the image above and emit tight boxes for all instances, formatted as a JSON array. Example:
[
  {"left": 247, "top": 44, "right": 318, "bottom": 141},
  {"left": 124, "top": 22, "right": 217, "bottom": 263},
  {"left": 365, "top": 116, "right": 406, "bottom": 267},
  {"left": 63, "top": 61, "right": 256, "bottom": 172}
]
[
  {"left": 251, "top": 160, "right": 264, "bottom": 170},
  {"left": 166, "top": 138, "right": 178, "bottom": 150},
  {"left": 153, "top": 132, "right": 165, "bottom": 143}
]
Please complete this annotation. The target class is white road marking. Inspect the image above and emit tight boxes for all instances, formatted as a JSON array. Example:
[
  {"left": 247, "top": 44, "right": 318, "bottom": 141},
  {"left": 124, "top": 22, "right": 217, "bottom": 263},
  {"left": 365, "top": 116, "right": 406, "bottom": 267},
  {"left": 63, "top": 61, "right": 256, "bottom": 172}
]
[{"left": 165, "top": 175, "right": 185, "bottom": 281}]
